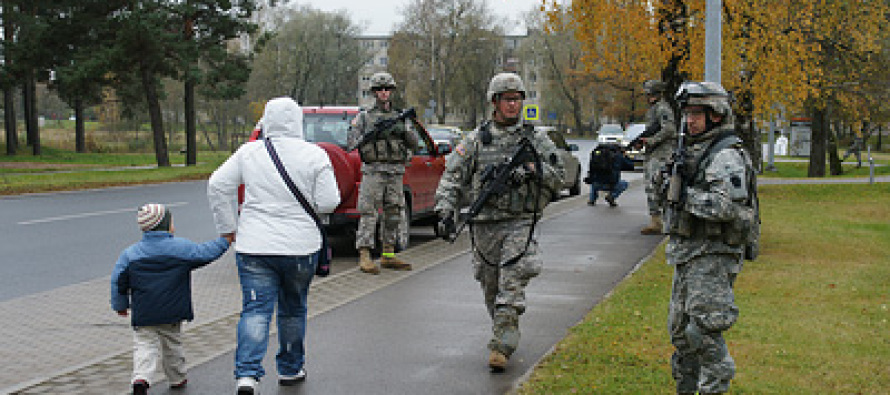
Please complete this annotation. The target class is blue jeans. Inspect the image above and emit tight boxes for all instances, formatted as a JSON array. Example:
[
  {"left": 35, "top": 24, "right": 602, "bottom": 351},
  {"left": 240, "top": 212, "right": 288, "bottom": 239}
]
[
  {"left": 589, "top": 180, "right": 628, "bottom": 203},
  {"left": 234, "top": 253, "right": 316, "bottom": 379}
]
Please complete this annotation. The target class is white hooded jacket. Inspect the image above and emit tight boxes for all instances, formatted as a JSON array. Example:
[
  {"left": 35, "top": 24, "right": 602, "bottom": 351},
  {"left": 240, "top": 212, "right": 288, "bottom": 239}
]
[{"left": 207, "top": 97, "right": 340, "bottom": 255}]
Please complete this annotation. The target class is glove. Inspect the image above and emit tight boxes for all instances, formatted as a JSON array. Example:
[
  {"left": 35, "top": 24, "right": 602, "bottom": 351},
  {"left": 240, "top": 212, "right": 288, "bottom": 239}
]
[{"left": 436, "top": 212, "right": 456, "bottom": 240}]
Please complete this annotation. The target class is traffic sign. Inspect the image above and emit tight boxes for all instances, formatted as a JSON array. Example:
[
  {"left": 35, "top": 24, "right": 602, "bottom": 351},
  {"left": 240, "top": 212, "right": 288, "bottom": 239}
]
[{"left": 524, "top": 105, "right": 539, "bottom": 121}]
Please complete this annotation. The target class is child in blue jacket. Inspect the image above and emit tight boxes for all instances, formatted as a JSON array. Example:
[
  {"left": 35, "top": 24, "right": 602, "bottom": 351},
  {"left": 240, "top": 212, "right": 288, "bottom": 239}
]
[{"left": 110, "top": 203, "right": 231, "bottom": 394}]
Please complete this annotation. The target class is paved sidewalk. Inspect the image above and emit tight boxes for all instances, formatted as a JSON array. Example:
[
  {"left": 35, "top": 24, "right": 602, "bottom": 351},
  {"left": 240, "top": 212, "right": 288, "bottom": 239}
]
[{"left": 6, "top": 174, "right": 662, "bottom": 394}]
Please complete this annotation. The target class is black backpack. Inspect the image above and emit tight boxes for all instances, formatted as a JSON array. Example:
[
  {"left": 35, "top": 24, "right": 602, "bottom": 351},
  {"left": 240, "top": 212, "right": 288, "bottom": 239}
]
[{"left": 589, "top": 144, "right": 618, "bottom": 184}]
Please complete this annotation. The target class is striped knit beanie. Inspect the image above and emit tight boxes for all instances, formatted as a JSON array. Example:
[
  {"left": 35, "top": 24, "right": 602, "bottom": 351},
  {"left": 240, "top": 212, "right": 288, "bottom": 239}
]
[{"left": 137, "top": 203, "right": 171, "bottom": 232}]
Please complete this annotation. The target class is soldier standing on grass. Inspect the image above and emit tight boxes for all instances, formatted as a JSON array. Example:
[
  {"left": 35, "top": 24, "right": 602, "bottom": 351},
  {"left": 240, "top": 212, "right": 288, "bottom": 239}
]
[
  {"left": 434, "top": 73, "right": 565, "bottom": 372},
  {"left": 347, "top": 72, "right": 419, "bottom": 274},
  {"left": 664, "top": 81, "right": 756, "bottom": 395},
  {"left": 638, "top": 79, "right": 677, "bottom": 235}
]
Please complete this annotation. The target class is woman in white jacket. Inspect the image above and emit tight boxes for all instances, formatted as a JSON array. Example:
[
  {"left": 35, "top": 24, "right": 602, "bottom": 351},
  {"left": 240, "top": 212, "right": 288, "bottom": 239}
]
[{"left": 207, "top": 97, "right": 340, "bottom": 394}]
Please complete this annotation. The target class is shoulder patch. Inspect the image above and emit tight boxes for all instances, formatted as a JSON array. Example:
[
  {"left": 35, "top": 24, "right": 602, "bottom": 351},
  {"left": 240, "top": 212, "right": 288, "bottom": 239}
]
[{"left": 455, "top": 143, "right": 467, "bottom": 156}]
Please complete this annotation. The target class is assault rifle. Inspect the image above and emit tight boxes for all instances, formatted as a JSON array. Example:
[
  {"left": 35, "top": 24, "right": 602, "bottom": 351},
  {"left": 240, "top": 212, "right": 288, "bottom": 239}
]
[
  {"left": 661, "top": 118, "right": 687, "bottom": 232},
  {"left": 355, "top": 107, "right": 417, "bottom": 149},
  {"left": 626, "top": 122, "right": 660, "bottom": 149},
  {"left": 447, "top": 138, "right": 539, "bottom": 242}
]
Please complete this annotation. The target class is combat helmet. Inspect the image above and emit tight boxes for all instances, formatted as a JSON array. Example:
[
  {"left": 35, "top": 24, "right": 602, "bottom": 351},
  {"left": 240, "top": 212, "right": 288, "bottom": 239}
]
[
  {"left": 643, "top": 80, "right": 666, "bottom": 95},
  {"left": 370, "top": 72, "right": 397, "bottom": 90},
  {"left": 487, "top": 72, "right": 526, "bottom": 102},
  {"left": 675, "top": 81, "right": 732, "bottom": 118}
]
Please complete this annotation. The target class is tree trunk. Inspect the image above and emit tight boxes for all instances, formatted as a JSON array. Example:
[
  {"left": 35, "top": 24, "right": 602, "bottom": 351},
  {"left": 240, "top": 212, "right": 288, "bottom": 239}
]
[
  {"left": 75, "top": 98, "right": 85, "bottom": 153},
  {"left": 826, "top": 126, "right": 842, "bottom": 175},
  {"left": 141, "top": 62, "right": 170, "bottom": 167},
  {"left": 185, "top": 78, "right": 196, "bottom": 165},
  {"left": 26, "top": 73, "right": 39, "bottom": 155},
  {"left": 5, "top": 87, "right": 16, "bottom": 155},
  {"left": 807, "top": 106, "right": 827, "bottom": 177}
]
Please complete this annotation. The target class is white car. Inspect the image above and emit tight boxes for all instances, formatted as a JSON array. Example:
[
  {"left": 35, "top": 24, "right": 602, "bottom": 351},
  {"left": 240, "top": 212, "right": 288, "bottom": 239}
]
[
  {"left": 596, "top": 124, "right": 625, "bottom": 145},
  {"left": 622, "top": 123, "right": 648, "bottom": 167}
]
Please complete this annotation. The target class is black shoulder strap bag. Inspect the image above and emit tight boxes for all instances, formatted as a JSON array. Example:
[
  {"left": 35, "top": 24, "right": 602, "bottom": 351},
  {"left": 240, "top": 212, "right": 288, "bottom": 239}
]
[{"left": 264, "top": 137, "right": 331, "bottom": 277}]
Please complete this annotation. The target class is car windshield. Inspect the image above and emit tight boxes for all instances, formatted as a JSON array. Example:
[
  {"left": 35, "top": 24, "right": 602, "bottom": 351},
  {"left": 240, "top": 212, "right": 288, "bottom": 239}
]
[
  {"left": 428, "top": 129, "right": 458, "bottom": 141},
  {"left": 625, "top": 124, "right": 646, "bottom": 139},
  {"left": 303, "top": 113, "right": 352, "bottom": 148},
  {"left": 599, "top": 125, "right": 623, "bottom": 136}
]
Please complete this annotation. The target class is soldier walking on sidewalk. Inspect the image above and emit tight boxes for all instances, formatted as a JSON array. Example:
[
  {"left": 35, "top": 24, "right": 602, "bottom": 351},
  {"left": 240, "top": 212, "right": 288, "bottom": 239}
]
[{"left": 434, "top": 73, "right": 565, "bottom": 372}]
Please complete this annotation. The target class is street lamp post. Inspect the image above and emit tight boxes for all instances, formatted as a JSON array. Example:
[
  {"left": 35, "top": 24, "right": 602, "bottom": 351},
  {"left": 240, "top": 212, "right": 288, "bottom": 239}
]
[{"left": 705, "top": 0, "right": 721, "bottom": 84}]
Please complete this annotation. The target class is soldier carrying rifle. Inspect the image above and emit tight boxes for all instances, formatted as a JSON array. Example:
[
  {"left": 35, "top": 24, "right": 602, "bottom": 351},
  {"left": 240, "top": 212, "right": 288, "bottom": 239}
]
[
  {"left": 347, "top": 72, "right": 419, "bottom": 274},
  {"left": 661, "top": 81, "right": 758, "bottom": 395},
  {"left": 434, "top": 73, "right": 565, "bottom": 372}
]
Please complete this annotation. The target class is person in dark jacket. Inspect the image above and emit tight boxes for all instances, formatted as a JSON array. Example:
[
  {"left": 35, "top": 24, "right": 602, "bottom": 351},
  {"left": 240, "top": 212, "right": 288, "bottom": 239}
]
[
  {"left": 584, "top": 143, "right": 635, "bottom": 207},
  {"left": 110, "top": 203, "right": 231, "bottom": 395}
]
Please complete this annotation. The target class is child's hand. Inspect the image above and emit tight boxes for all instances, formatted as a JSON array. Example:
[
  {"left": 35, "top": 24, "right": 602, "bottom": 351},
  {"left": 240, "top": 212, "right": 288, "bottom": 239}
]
[
  {"left": 116, "top": 310, "right": 128, "bottom": 317},
  {"left": 222, "top": 233, "right": 236, "bottom": 244}
]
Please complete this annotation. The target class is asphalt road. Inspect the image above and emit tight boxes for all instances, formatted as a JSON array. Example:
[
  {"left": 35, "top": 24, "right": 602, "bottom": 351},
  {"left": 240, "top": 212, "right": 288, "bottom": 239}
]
[{"left": 0, "top": 140, "right": 598, "bottom": 303}]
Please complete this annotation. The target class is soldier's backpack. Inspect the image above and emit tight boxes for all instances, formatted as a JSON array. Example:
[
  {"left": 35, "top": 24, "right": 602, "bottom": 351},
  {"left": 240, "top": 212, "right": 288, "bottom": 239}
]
[
  {"left": 588, "top": 144, "right": 618, "bottom": 184},
  {"left": 696, "top": 133, "right": 760, "bottom": 260}
]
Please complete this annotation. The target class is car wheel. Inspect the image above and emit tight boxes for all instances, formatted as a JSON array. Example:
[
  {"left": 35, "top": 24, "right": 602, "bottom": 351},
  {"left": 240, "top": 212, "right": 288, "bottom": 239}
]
[{"left": 568, "top": 165, "right": 582, "bottom": 196}]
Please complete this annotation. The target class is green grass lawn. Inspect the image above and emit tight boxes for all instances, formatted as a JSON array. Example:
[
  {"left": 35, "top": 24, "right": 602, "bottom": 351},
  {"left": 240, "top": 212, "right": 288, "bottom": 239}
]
[
  {"left": 760, "top": 153, "right": 890, "bottom": 179},
  {"left": 0, "top": 147, "right": 231, "bottom": 195},
  {"left": 518, "top": 183, "right": 890, "bottom": 394}
]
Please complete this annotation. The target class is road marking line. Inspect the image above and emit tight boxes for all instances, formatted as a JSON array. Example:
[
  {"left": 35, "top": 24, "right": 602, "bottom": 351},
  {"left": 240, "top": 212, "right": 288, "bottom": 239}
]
[{"left": 17, "top": 202, "right": 189, "bottom": 225}]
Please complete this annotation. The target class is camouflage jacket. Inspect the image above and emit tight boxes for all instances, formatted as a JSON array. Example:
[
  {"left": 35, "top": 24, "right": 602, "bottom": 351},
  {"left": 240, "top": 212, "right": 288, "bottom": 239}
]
[
  {"left": 435, "top": 120, "right": 565, "bottom": 222},
  {"left": 348, "top": 104, "right": 419, "bottom": 173},
  {"left": 644, "top": 99, "right": 677, "bottom": 160},
  {"left": 665, "top": 124, "right": 752, "bottom": 266}
]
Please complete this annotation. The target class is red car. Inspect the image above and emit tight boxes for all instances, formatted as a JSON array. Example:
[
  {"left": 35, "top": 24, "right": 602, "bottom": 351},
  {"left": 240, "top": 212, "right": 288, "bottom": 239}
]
[{"left": 245, "top": 106, "right": 447, "bottom": 251}]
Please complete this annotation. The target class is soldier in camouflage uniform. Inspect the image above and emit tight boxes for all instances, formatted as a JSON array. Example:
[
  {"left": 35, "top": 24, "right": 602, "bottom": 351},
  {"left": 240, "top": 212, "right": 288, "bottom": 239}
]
[
  {"left": 434, "top": 73, "right": 565, "bottom": 372},
  {"left": 639, "top": 80, "right": 677, "bottom": 235},
  {"left": 663, "top": 81, "right": 755, "bottom": 395},
  {"left": 347, "top": 72, "right": 419, "bottom": 274}
]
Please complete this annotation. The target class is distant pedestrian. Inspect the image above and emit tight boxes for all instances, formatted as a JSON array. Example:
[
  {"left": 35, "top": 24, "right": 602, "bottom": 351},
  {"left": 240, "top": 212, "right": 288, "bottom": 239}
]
[
  {"left": 584, "top": 143, "right": 635, "bottom": 207},
  {"left": 110, "top": 203, "right": 231, "bottom": 395},
  {"left": 434, "top": 73, "right": 565, "bottom": 372},
  {"left": 208, "top": 97, "right": 340, "bottom": 394}
]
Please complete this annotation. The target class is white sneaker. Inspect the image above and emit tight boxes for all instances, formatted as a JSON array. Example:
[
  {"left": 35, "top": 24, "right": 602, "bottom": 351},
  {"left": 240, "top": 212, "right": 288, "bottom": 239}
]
[
  {"left": 279, "top": 368, "right": 306, "bottom": 386},
  {"left": 236, "top": 377, "right": 258, "bottom": 394}
]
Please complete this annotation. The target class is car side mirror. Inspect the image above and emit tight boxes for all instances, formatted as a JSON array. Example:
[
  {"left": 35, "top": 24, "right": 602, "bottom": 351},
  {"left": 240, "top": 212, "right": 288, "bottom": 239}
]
[{"left": 567, "top": 143, "right": 579, "bottom": 152}]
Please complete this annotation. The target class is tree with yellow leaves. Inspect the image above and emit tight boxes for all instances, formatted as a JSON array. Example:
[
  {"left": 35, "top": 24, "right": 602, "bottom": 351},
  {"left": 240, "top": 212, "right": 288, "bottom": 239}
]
[{"left": 549, "top": 0, "right": 890, "bottom": 176}]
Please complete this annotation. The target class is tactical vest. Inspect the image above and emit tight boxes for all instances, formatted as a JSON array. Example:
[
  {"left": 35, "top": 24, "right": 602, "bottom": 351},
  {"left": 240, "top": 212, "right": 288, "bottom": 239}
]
[
  {"left": 668, "top": 132, "right": 760, "bottom": 260},
  {"left": 358, "top": 108, "right": 410, "bottom": 164},
  {"left": 471, "top": 122, "right": 553, "bottom": 220}
]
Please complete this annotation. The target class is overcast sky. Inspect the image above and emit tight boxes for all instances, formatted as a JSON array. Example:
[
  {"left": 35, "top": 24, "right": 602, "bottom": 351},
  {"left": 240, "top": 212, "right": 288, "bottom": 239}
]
[{"left": 297, "top": 0, "right": 545, "bottom": 36}]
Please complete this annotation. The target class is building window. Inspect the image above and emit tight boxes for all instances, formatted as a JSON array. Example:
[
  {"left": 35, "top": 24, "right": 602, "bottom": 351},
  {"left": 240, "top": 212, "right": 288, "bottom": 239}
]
[
  {"left": 380, "top": 57, "right": 388, "bottom": 66},
  {"left": 528, "top": 91, "right": 537, "bottom": 99}
]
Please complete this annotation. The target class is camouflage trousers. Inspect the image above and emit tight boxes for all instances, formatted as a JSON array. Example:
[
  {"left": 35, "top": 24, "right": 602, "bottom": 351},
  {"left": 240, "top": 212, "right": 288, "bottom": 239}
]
[
  {"left": 644, "top": 154, "right": 668, "bottom": 216},
  {"left": 355, "top": 170, "right": 404, "bottom": 249},
  {"left": 668, "top": 254, "right": 740, "bottom": 394},
  {"left": 471, "top": 220, "right": 543, "bottom": 357}
]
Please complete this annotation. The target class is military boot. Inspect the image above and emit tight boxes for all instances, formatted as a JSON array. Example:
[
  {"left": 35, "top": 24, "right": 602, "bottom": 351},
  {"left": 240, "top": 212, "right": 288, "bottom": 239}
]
[
  {"left": 380, "top": 245, "right": 412, "bottom": 270},
  {"left": 640, "top": 215, "right": 663, "bottom": 235},
  {"left": 358, "top": 247, "right": 379, "bottom": 274},
  {"left": 488, "top": 349, "right": 508, "bottom": 373}
]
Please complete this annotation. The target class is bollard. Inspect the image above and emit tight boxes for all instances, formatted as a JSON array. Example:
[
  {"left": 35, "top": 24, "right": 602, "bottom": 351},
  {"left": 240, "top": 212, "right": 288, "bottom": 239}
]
[{"left": 868, "top": 146, "right": 874, "bottom": 185}]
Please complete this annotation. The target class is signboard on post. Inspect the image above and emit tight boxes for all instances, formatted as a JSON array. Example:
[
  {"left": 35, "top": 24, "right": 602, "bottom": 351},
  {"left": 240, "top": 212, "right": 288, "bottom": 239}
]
[{"left": 524, "top": 104, "right": 539, "bottom": 121}]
